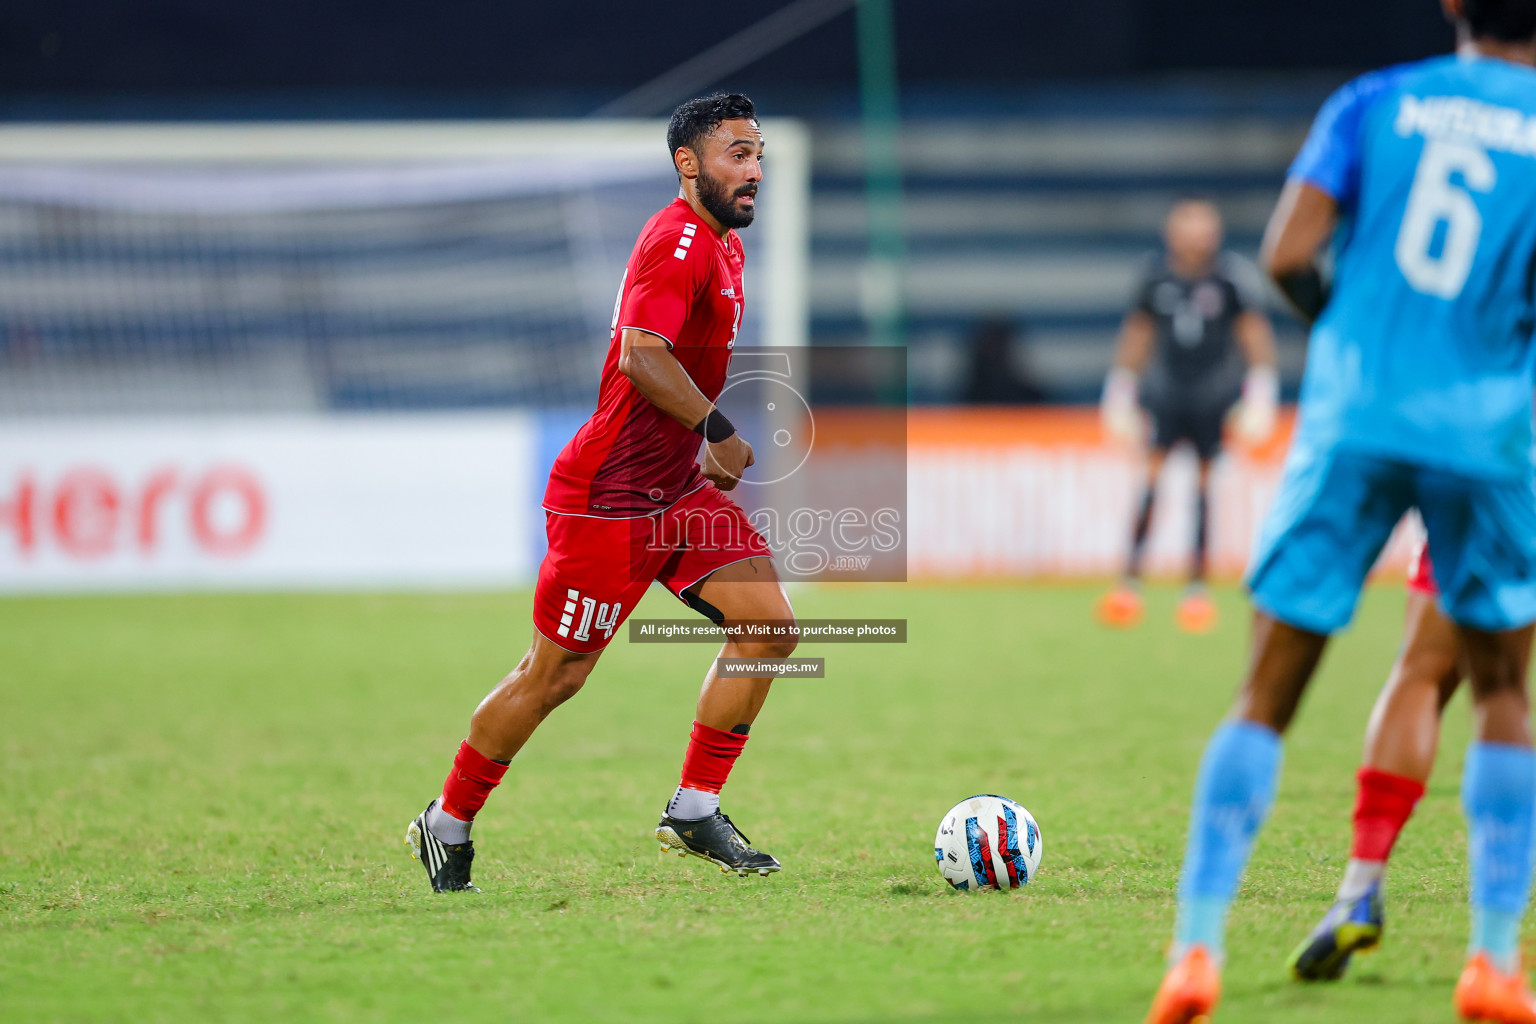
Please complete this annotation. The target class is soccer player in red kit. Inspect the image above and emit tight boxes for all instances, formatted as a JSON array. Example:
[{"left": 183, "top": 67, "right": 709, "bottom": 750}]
[
  {"left": 405, "top": 93, "right": 795, "bottom": 891},
  {"left": 1287, "top": 536, "right": 1466, "bottom": 979}
]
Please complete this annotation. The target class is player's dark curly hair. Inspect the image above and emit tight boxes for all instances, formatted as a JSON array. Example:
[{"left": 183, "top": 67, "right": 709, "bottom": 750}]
[
  {"left": 1462, "top": 0, "right": 1536, "bottom": 41},
  {"left": 666, "top": 93, "right": 756, "bottom": 176}
]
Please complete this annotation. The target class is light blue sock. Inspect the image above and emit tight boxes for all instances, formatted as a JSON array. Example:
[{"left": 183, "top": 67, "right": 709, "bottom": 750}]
[
  {"left": 1174, "top": 720, "right": 1283, "bottom": 955},
  {"left": 1463, "top": 741, "right": 1536, "bottom": 974}
]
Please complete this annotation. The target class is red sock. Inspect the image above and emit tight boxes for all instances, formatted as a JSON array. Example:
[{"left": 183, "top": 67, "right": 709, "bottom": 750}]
[
  {"left": 439, "top": 740, "right": 510, "bottom": 822},
  {"left": 1351, "top": 766, "right": 1426, "bottom": 862},
  {"left": 679, "top": 720, "right": 748, "bottom": 793}
]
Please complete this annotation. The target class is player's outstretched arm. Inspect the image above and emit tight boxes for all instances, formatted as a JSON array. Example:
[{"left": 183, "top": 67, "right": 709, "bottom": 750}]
[
  {"left": 617, "top": 327, "right": 754, "bottom": 489},
  {"left": 1261, "top": 181, "right": 1337, "bottom": 324},
  {"left": 1100, "top": 311, "right": 1153, "bottom": 444},
  {"left": 1235, "top": 310, "right": 1280, "bottom": 443},
  {"left": 1111, "top": 310, "right": 1154, "bottom": 374},
  {"left": 1236, "top": 310, "right": 1277, "bottom": 371}
]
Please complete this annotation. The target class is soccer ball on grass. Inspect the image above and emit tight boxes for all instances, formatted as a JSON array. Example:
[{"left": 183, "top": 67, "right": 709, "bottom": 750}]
[{"left": 934, "top": 794, "right": 1042, "bottom": 891}]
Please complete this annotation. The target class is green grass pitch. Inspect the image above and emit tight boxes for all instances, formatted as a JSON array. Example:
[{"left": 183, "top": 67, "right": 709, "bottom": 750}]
[{"left": 0, "top": 582, "right": 1498, "bottom": 1022}]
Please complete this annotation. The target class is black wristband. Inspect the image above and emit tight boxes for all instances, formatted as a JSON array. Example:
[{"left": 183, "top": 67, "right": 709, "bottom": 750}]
[
  {"left": 1274, "top": 266, "right": 1330, "bottom": 325},
  {"left": 693, "top": 408, "right": 736, "bottom": 444}
]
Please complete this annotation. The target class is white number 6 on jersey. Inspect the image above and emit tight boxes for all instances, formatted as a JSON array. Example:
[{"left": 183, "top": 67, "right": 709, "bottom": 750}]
[{"left": 1394, "top": 139, "right": 1496, "bottom": 300}]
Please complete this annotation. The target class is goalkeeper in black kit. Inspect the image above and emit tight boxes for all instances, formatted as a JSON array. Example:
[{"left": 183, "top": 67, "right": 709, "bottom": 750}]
[{"left": 1096, "top": 198, "right": 1278, "bottom": 633}]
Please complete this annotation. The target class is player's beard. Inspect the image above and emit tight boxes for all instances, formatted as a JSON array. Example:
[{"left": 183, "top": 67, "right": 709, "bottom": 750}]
[{"left": 697, "top": 167, "right": 756, "bottom": 229}]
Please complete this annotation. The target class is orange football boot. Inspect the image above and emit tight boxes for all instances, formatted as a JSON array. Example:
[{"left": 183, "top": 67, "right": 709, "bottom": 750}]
[
  {"left": 1175, "top": 589, "right": 1218, "bottom": 634},
  {"left": 1096, "top": 585, "right": 1144, "bottom": 628},
  {"left": 1455, "top": 953, "right": 1536, "bottom": 1024},
  {"left": 1146, "top": 945, "right": 1221, "bottom": 1024}
]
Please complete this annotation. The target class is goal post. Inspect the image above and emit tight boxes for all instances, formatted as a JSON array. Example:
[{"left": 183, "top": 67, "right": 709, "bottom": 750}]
[{"left": 0, "top": 118, "right": 810, "bottom": 417}]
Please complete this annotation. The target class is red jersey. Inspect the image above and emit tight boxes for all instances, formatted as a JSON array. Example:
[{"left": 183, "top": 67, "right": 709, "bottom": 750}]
[{"left": 544, "top": 198, "right": 745, "bottom": 518}]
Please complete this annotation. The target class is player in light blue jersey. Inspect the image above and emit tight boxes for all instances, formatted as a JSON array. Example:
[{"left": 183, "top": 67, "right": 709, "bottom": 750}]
[{"left": 1146, "top": 2, "right": 1536, "bottom": 1022}]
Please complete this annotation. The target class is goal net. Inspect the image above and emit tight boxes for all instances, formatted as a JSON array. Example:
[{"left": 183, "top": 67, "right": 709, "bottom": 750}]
[{"left": 0, "top": 121, "right": 809, "bottom": 417}]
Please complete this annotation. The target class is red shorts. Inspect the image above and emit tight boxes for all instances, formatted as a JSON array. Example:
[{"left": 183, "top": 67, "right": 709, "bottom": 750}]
[
  {"left": 534, "top": 482, "right": 772, "bottom": 653},
  {"left": 1407, "top": 538, "right": 1439, "bottom": 597}
]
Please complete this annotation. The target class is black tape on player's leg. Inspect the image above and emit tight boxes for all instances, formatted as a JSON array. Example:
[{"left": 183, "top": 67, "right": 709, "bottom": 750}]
[{"left": 682, "top": 587, "right": 726, "bottom": 626}]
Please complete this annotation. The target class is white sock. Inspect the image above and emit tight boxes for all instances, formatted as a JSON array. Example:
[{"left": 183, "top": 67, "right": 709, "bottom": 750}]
[
  {"left": 1336, "top": 858, "right": 1385, "bottom": 903},
  {"left": 426, "top": 798, "right": 472, "bottom": 845},
  {"left": 667, "top": 786, "right": 719, "bottom": 820}
]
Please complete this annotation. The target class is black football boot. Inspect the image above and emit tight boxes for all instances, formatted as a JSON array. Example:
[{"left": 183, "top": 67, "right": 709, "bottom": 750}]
[
  {"left": 405, "top": 800, "right": 481, "bottom": 892},
  {"left": 655, "top": 811, "right": 781, "bottom": 877}
]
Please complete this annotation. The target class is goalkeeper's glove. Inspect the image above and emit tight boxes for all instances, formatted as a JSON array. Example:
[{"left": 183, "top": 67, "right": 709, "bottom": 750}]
[
  {"left": 1100, "top": 366, "right": 1141, "bottom": 445},
  {"left": 1235, "top": 364, "right": 1279, "bottom": 444}
]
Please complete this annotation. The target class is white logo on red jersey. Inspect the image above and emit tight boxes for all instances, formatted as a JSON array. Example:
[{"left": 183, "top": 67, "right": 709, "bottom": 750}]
[{"left": 672, "top": 223, "right": 698, "bottom": 261}]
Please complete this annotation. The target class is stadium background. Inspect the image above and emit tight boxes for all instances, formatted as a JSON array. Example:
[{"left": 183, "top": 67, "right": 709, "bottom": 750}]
[
  {"left": 4, "top": 6, "right": 1499, "bottom": 1024},
  {"left": 0, "top": 0, "right": 1447, "bottom": 590}
]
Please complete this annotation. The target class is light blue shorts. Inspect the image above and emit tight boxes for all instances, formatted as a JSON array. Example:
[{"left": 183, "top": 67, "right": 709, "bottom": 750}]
[{"left": 1246, "top": 445, "right": 1536, "bottom": 634}]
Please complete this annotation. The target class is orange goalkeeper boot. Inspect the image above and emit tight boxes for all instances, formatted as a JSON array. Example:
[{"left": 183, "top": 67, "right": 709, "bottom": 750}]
[
  {"left": 1454, "top": 953, "right": 1536, "bottom": 1023},
  {"left": 1096, "top": 584, "right": 1144, "bottom": 628},
  {"left": 1146, "top": 945, "right": 1221, "bottom": 1024}
]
